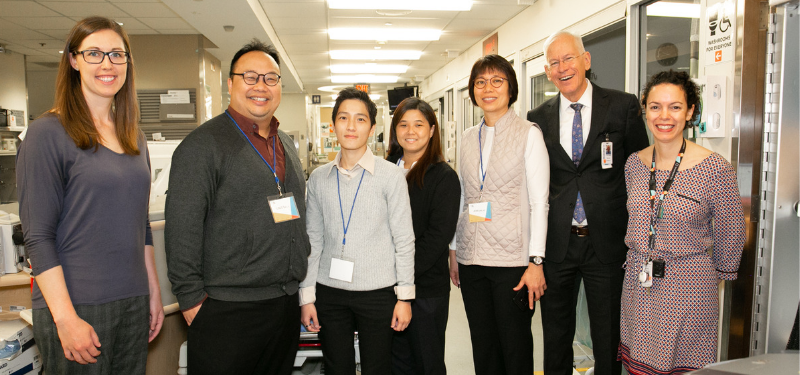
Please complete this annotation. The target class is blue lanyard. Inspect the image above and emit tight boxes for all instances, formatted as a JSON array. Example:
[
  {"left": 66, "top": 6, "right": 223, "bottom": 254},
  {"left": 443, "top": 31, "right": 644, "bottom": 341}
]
[
  {"left": 226, "top": 111, "right": 282, "bottom": 195},
  {"left": 337, "top": 168, "right": 366, "bottom": 246},
  {"left": 478, "top": 120, "right": 488, "bottom": 191}
]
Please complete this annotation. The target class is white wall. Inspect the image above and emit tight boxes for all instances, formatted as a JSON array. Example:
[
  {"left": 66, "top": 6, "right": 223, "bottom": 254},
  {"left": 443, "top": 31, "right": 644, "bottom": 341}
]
[
  {"left": 274, "top": 92, "right": 309, "bottom": 168},
  {"left": 0, "top": 51, "right": 28, "bottom": 125},
  {"left": 26, "top": 68, "right": 57, "bottom": 120}
]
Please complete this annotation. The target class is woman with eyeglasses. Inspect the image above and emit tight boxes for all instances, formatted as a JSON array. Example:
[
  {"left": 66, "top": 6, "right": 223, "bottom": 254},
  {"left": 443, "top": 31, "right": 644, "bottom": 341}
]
[
  {"left": 17, "top": 16, "right": 162, "bottom": 374},
  {"left": 386, "top": 97, "right": 460, "bottom": 375},
  {"left": 450, "top": 54, "right": 549, "bottom": 375}
]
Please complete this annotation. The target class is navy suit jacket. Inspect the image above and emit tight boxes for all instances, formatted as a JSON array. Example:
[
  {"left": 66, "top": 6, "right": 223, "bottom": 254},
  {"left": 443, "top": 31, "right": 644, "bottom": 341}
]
[{"left": 526, "top": 83, "right": 649, "bottom": 264}]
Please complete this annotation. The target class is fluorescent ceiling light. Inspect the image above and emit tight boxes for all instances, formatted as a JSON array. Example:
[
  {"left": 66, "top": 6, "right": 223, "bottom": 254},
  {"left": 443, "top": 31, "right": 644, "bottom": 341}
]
[
  {"left": 329, "top": 28, "right": 441, "bottom": 41},
  {"left": 331, "top": 64, "right": 408, "bottom": 74},
  {"left": 331, "top": 75, "right": 399, "bottom": 83},
  {"left": 646, "top": 2, "right": 700, "bottom": 18},
  {"left": 330, "top": 50, "right": 422, "bottom": 60},
  {"left": 328, "top": 0, "right": 472, "bottom": 11}
]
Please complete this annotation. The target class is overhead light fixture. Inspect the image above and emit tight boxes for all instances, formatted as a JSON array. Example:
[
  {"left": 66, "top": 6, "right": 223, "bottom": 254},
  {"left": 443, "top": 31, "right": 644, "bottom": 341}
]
[
  {"left": 331, "top": 64, "right": 408, "bottom": 74},
  {"left": 328, "top": 0, "right": 472, "bottom": 11},
  {"left": 646, "top": 2, "right": 700, "bottom": 18},
  {"left": 329, "top": 28, "right": 441, "bottom": 41},
  {"left": 223, "top": 25, "right": 235, "bottom": 32},
  {"left": 330, "top": 50, "right": 422, "bottom": 60},
  {"left": 331, "top": 75, "right": 399, "bottom": 83}
]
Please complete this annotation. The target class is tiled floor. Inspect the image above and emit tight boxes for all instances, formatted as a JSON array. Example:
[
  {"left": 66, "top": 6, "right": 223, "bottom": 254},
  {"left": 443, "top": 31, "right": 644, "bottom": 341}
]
[{"left": 293, "top": 283, "right": 603, "bottom": 375}]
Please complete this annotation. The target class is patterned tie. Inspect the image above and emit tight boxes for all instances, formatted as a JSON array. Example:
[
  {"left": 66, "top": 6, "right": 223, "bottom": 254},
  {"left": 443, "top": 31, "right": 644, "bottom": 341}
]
[{"left": 570, "top": 103, "right": 586, "bottom": 223}]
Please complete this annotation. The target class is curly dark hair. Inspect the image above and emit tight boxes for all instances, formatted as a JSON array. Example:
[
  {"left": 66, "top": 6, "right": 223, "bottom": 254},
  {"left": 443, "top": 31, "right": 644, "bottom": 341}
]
[
  {"left": 641, "top": 70, "right": 701, "bottom": 128},
  {"left": 332, "top": 87, "right": 377, "bottom": 125},
  {"left": 468, "top": 54, "right": 518, "bottom": 108}
]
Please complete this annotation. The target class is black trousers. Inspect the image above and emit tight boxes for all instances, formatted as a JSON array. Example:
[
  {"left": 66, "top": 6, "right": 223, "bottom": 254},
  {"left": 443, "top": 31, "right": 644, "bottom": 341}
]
[
  {"left": 540, "top": 233, "right": 624, "bottom": 375},
  {"left": 391, "top": 294, "right": 450, "bottom": 375},
  {"left": 316, "top": 283, "right": 396, "bottom": 375},
  {"left": 33, "top": 295, "right": 149, "bottom": 375},
  {"left": 459, "top": 264, "right": 534, "bottom": 375},
  {"left": 187, "top": 294, "right": 300, "bottom": 375}
]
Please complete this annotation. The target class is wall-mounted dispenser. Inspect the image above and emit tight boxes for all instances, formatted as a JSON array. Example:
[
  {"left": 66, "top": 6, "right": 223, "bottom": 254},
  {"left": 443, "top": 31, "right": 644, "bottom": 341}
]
[{"left": 698, "top": 75, "right": 727, "bottom": 138}]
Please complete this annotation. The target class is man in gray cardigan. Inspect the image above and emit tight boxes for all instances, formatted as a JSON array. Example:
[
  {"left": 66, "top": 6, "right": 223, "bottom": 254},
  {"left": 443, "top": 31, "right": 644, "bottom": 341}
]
[{"left": 165, "top": 40, "right": 311, "bottom": 375}]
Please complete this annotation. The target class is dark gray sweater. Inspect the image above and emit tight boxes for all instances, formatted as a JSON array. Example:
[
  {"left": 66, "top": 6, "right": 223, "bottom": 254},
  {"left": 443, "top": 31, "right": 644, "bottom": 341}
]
[
  {"left": 18, "top": 115, "right": 153, "bottom": 309},
  {"left": 165, "top": 113, "right": 310, "bottom": 309}
]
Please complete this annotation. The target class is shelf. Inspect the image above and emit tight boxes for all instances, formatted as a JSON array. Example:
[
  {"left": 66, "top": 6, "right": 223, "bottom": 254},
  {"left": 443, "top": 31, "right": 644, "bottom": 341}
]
[
  {"left": 0, "top": 271, "right": 31, "bottom": 288},
  {"left": 0, "top": 151, "right": 17, "bottom": 156},
  {"left": 0, "top": 126, "right": 25, "bottom": 133}
]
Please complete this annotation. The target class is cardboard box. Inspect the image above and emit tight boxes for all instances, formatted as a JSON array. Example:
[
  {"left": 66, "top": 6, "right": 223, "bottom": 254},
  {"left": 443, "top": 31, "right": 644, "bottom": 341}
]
[{"left": 0, "top": 319, "right": 41, "bottom": 375}]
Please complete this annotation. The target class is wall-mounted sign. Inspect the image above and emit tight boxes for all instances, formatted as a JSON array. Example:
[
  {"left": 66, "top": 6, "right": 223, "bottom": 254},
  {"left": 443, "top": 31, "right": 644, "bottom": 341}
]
[
  {"left": 312, "top": 95, "right": 321, "bottom": 104},
  {"left": 355, "top": 84, "right": 370, "bottom": 93},
  {"left": 483, "top": 33, "right": 498, "bottom": 56},
  {"left": 705, "top": 0, "right": 735, "bottom": 64}
]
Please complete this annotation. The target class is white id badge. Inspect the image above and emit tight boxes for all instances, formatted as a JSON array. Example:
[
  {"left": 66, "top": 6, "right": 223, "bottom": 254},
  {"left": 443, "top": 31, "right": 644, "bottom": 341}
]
[
  {"left": 468, "top": 202, "right": 492, "bottom": 222},
  {"left": 638, "top": 261, "right": 653, "bottom": 287},
  {"left": 329, "top": 257, "right": 354, "bottom": 282},
  {"left": 601, "top": 141, "right": 613, "bottom": 169},
  {"left": 267, "top": 192, "right": 300, "bottom": 223}
]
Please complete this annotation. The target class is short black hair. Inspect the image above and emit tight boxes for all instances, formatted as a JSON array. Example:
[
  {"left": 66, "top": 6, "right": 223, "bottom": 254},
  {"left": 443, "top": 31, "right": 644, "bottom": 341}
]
[
  {"left": 641, "top": 70, "right": 701, "bottom": 128},
  {"left": 230, "top": 39, "right": 279, "bottom": 76},
  {"left": 332, "top": 87, "right": 377, "bottom": 125},
  {"left": 468, "top": 54, "right": 518, "bottom": 108}
]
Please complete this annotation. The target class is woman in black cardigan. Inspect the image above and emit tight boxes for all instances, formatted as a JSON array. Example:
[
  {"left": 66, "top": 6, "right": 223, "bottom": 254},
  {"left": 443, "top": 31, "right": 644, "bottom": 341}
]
[{"left": 387, "top": 97, "right": 461, "bottom": 375}]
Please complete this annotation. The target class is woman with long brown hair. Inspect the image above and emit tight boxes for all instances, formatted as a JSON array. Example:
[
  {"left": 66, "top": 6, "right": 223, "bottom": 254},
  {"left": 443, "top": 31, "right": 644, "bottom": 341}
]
[
  {"left": 17, "top": 16, "right": 162, "bottom": 374},
  {"left": 386, "top": 97, "right": 460, "bottom": 375}
]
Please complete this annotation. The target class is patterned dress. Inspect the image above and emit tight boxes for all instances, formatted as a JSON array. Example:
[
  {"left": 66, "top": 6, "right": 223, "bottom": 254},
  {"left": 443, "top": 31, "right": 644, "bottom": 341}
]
[{"left": 619, "top": 152, "right": 745, "bottom": 375}]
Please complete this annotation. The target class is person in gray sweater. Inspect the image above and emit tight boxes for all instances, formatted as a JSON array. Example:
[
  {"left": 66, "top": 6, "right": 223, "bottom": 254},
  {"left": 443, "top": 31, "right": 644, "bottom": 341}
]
[
  {"left": 165, "top": 40, "right": 310, "bottom": 375},
  {"left": 300, "top": 88, "right": 416, "bottom": 375}
]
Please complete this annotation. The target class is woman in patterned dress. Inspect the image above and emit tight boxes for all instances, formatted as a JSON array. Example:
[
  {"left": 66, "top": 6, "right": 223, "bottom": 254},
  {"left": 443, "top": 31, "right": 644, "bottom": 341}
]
[{"left": 619, "top": 70, "right": 746, "bottom": 374}]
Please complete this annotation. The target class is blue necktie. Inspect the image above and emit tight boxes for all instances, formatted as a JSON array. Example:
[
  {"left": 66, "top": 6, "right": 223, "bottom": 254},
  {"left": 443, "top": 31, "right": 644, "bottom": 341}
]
[{"left": 570, "top": 103, "right": 586, "bottom": 223}]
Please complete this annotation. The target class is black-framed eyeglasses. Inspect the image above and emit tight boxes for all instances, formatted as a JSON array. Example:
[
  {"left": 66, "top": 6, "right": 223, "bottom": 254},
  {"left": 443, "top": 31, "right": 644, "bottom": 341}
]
[
  {"left": 231, "top": 72, "right": 281, "bottom": 86},
  {"left": 73, "top": 50, "right": 129, "bottom": 65},
  {"left": 474, "top": 77, "right": 508, "bottom": 89}
]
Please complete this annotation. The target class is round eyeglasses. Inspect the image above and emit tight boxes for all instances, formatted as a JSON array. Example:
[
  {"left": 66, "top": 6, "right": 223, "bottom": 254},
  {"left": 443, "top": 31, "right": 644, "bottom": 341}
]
[
  {"left": 474, "top": 77, "right": 508, "bottom": 89},
  {"left": 73, "top": 50, "right": 129, "bottom": 65},
  {"left": 231, "top": 72, "right": 281, "bottom": 86}
]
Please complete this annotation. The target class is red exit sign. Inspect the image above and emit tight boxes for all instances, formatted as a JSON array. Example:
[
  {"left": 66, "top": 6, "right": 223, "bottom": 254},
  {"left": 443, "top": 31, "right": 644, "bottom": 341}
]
[{"left": 355, "top": 84, "right": 370, "bottom": 93}]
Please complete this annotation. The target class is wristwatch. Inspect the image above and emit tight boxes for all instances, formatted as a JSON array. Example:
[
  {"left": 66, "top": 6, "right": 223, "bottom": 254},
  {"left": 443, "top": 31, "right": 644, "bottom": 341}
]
[{"left": 529, "top": 256, "right": 545, "bottom": 265}]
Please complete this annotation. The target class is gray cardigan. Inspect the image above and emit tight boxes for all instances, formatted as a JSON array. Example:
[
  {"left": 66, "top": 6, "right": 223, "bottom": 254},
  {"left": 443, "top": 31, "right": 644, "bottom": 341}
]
[
  {"left": 299, "top": 153, "right": 415, "bottom": 304},
  {"left": 165, "top": 113, "right": 310, "bottom": 309}
]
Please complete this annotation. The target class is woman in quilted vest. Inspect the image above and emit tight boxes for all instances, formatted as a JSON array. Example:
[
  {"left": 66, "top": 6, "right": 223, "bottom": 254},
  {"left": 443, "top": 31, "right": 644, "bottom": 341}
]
[{"left": 450, "top": 54, "right": 550, "bottom": 375}]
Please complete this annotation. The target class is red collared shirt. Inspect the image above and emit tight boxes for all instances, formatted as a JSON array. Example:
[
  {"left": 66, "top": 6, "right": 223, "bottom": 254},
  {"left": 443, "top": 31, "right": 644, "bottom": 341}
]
[{"left": 227, "top": 106, "right": 286, "bottom": 183}]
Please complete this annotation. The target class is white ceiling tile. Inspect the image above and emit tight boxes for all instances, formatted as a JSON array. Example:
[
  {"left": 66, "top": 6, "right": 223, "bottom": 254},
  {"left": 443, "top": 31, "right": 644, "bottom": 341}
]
[
  {"left": 125, "top": 29, "right": 160, "bottom": 35},
  {"left": 38, "top": 2, "right": 129, "bottom": 17},
  {"left": 138, "top": 17, "right": 193, "bottom": 30},
  {"left": 0, "top": 1, "right": 61, "bottom": 17},
  {"left": 160, "top": 29, "right": 198, "bottom": 34},
  {"left": 6, "top": 16, "right": 78, "bottom": 29},
  {"left": 0, "top": 25, "right": 53, "bottom": 40},
  {"left": 107, "top": 0, "right": 161, "bottom": 2},
  {"left": 114, "top": 2, "right": 177, "bottom": 18},
  {"left": 455, "top": 4, "right": 525, "bottom": 20},
  {"left": 276, "top": 33, "right": 327, "bottom": 44},
  {"left": 259, "top": 2, "right": 326, "bottom": 18},
  {"left": 15, "top": 38, "right": 64, "bottom": 49},
  {"left": 112, "top": 17, "right": 150, "bottom": 30},
  {"left": 37, "top": 29, "right": 71, "bottom": 40}
]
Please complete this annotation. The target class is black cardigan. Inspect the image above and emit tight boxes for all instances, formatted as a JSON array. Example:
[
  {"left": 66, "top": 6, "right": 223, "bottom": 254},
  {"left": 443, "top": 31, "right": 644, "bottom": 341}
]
[{"left": 386, "top": 157, "right": 461, "bottom": 298}]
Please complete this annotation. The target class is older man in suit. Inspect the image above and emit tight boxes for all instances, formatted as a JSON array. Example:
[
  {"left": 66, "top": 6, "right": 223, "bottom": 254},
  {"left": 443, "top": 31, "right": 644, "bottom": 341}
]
[{"left": 527, "top": 31, "right": 649, "bottom": 375}]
